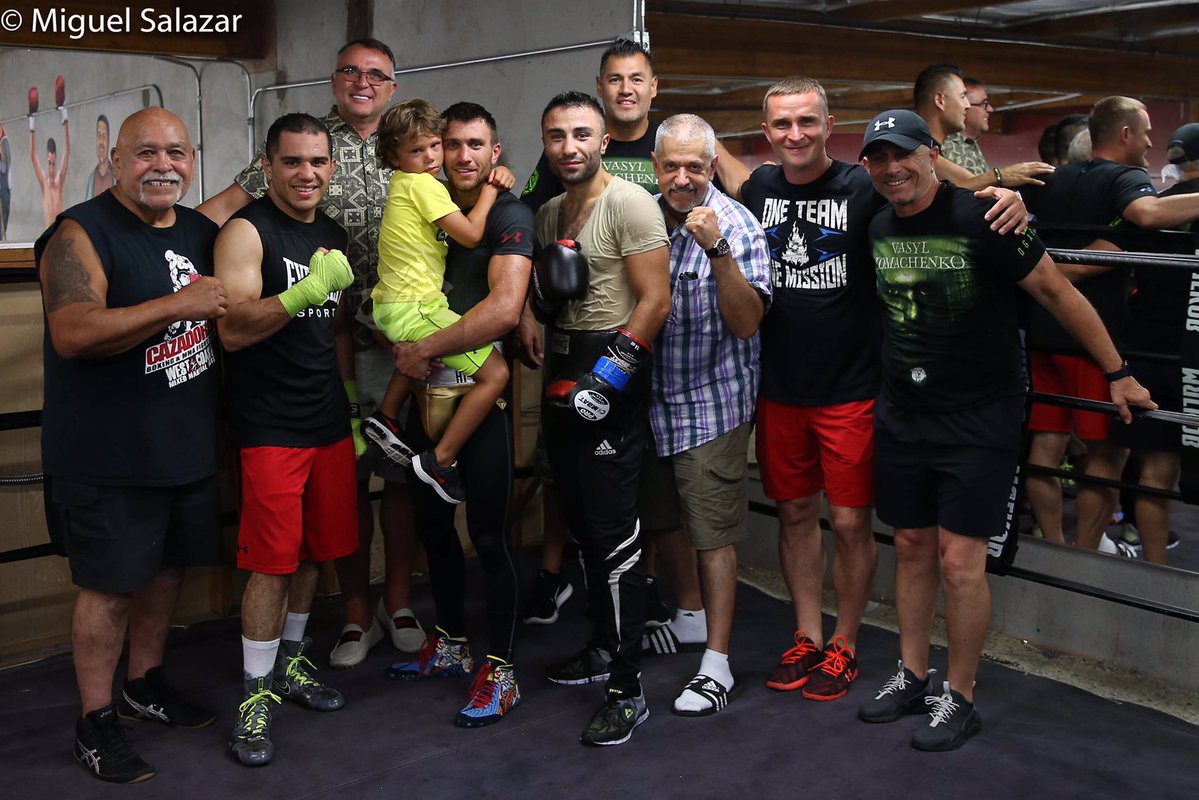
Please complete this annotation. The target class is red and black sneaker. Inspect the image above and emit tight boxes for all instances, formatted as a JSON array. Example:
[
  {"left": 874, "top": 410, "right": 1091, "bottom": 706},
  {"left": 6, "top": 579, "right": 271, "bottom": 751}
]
[
  {"left": 765, "top": 631, "right": 823, "bottom": 691},
  {"left": 802, "top": 635, "right": 859, "bottom": 701}
]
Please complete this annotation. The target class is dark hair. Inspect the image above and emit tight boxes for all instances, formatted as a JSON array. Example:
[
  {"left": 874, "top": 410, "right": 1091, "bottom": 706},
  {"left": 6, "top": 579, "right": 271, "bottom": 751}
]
[
  {"left": 265, "top": 113, "right": 332, "bottom": 159},
  {"left": 442, "top": 101, "right": 498, "bottom": 143},
  {"left": 963, "top": 77, "right": 985, "bottom": 91},
  {"left": 96, "top": 114, "right": 109, "bottom": 131},
  {"left": 599, "top": 37, "right": 652, "bottom": 75},
  {"left": 47, "top": 137, "right": 57, "bottom": 155},
  {"left": 1055, "top": 113, "right": 1089, "bottom": 164},
  {"left": 913, "top": 64, "right": 963, "bottom": 109},
  {"left": 540, "top": 90, "right": 605, "bottom": 130},
  {"left": 1038, "top": 123, "right": 1059, "bottom": 164},
  {"left": 377, "top": 99, "right": 445, "bottom": 167},
  {"left": 337, "top": 38, "right": 396, "bottom": 72}
]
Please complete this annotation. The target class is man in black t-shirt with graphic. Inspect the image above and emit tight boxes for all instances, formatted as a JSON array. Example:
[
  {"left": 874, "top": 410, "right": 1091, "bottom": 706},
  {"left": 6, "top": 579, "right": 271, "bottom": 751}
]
[
  {"left": 723, "top": 77, "right": 1028, "bottom": 703},
  {"left": 855, "top": 110, "right": 1155, "bottom": 752},
  {"left": 1025, "top": 97, "right": 1199, "bottom": 551},
  {"left": 215, "top": 114, "right": 356, "bottom": 767},
  {"left": 39, "top": 108, "right": 226, "bottom": 785},
  {"left": 388, "top": 103, "right": 532, "bottom": 728}
]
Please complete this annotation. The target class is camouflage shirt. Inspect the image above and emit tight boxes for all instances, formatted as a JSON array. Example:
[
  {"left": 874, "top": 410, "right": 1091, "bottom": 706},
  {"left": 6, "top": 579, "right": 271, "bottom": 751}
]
[
  {"left": 941, "top": 133, "right": 991, "bottom": 177},
  {"left": 236, "top": 106, "right": 393, "bottom": 348}
]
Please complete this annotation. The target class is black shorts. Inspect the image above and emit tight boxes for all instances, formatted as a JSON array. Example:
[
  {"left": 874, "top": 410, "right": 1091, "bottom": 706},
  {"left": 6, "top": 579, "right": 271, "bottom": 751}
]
[
  {"left": 1108, "top": 359, "right": 1183, "bottom": 454},
  {"left": 44, "top": 474, "right": 223, "bottom": 594},
  {"left": 874, "top": 397, "right": 1021, "bottom": 539}
]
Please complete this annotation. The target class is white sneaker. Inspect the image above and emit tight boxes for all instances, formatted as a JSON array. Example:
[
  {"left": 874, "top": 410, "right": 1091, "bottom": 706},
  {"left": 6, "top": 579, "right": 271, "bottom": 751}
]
[
  {"left": 329, "top": 620, "right": 384, "bottom": 669},
  {"left": 376, "top": 598, "right": 426, "bottom": 653}
]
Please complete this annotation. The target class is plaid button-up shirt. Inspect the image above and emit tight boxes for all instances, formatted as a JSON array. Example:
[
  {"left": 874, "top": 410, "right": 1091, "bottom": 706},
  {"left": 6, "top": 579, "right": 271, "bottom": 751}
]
[{"left": 650, "top": 186, "right": 773, "bottom": 456}]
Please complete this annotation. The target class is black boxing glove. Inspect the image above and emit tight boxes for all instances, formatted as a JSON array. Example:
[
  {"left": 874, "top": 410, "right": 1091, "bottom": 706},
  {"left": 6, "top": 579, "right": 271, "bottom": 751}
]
[
  {"left": 561, "top": 329, "right": 650, "bottom": 423},
  {"left": 531, "top": 239, "right": 588, "bottom": 324}
]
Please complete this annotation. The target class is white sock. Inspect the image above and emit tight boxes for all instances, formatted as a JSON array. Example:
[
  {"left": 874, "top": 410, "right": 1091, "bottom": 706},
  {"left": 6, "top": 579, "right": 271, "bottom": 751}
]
[
  {"left": 673, "top": 649, "right": 734, "bottom": 713},
  {"left": 670, "top": 608, "right": 707, "bottom": 643},
  {"left": 281, "top": 612, "right": 309, "bottom": 643},
  {"left": 242, "top": 636, "right": 280, "bottom": 679}
]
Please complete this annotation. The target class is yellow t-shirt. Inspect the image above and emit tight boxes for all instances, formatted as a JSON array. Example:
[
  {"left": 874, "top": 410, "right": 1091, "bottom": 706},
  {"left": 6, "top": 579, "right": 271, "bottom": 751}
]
[
  {"left": 373, "top": 171, "right": 461, "bottom": 304},
  {"left": 535, "top": 176, "right": 669, "bottom": 330}
]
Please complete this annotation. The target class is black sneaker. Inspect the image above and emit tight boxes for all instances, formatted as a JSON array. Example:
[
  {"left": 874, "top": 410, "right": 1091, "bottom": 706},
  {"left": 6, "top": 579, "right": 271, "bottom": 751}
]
[
  {"left": 75, "top": 705, "right": 156, "bottom": 783},
  {"left": 858, "top": 661, "right": 936, "bottom": 723},
  {"left": 645, "top": 576, "right": 672, "bottom": 630},
  {"left": 118, "top": 666, "right": 216, "bottom": 728},
  {"left": 911, "top": 681, "right": 982, "bottom": 752},
  {"left": 229, "top": 675, "right": 280, "bottom": 767},
  {"left": 545, "top": 647, "right": 612, "bottom": 685},
  {"left": 273, "top": 637, "right": 345, "bottom": 712},
  {"left": 523, "top": 569, "right": 574, "bottom": 625},
  {"left": 362, "top": 412, "right": 417, "bottom": 468},
  {"left": 580, "top": 686, "right": 648, "bottom": 746},
  {"left": 412, "top": 450, "right": 466, "bottom": 504}
]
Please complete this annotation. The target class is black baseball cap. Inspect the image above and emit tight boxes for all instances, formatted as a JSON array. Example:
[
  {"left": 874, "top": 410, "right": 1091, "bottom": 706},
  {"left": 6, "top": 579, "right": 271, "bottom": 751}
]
[
  {"left": 860, "top": 109, "right": 938, "bottom": 160},
  {"left": 1167, "top": 123, "right": 1199, "bottom": 165}
]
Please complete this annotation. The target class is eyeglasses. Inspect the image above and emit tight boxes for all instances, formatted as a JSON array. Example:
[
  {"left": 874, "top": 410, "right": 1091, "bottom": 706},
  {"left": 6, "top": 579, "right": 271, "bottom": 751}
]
[
  {"left": 334, "top": 65, "right": 395, "bottom": 86},
  {"left": 970, "top": 99, "right": 994, "bottom": 110}
]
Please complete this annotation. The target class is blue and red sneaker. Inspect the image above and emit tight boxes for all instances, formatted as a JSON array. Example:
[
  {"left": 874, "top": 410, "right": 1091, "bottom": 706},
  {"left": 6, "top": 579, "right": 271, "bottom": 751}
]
[
  {"left": 455, "top": 656, "right": 521, "bottom": 728},
  {"left": 387, "top": 626, "right": 474, "bottom": 681}
]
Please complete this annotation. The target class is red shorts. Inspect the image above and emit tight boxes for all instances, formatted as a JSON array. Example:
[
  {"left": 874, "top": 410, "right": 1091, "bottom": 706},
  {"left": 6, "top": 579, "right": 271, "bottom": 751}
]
[
  {"left": 1028, "top": 353, "right": 1111, "bottom": 441},
  {"left": 756, "top": 397, "right": 875, "bottom": 507},
  {"left": 238, "top": 438, "right": 359, "bottom": 574}
]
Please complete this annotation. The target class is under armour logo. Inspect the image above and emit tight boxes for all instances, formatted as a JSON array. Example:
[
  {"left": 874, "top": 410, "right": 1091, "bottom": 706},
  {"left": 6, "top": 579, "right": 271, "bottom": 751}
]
[{"left": 874, "top": 116, "right": 896, "bottom": 131}]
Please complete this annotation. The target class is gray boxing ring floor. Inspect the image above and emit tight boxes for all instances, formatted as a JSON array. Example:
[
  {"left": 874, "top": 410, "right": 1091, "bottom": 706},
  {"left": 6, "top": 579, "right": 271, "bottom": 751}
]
[{"left": 3, "top": 554, "right": 1196, "bottom": 800}]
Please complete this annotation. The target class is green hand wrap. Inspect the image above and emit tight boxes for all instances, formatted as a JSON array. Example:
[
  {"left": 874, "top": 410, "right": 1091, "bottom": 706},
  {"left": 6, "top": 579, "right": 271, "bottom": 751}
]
[{"left": 278, "top": 249, "right": 354, "bottom": 317}]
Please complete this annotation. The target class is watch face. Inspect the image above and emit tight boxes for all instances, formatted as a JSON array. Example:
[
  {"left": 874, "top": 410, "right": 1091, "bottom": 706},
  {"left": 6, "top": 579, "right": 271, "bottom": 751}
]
[{"left": 709, "top": 238, "right": 730, "bottom": 257}]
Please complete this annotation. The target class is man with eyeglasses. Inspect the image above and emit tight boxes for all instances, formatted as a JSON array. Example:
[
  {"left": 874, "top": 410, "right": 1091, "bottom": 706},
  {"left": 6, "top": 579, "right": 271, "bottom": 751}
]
[
  {"left": 201, "top": 39, "right": 430, "bottom": 672},
  {"left": 941, "top": 78, "right": 992, "bottom": 177}
]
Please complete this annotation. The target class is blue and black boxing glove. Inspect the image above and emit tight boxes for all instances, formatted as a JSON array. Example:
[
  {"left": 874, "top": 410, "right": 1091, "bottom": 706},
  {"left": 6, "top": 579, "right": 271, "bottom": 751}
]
[{"left": 560, "top": 329, "right": 651, "bottom": 423}]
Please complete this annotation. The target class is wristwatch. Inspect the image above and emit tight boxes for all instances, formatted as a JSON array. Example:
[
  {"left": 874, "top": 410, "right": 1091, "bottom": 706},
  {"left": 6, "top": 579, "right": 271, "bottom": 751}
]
[
  {"left": 705, "top": 237, "right": 731, "bottom": 259},
  {"left": 1103, "top": 360, "right": 1131, "bottom": 382}
]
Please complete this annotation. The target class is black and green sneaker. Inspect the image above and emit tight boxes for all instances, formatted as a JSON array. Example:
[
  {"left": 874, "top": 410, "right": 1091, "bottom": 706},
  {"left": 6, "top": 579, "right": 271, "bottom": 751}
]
[
  {"left": 545, "top": 647, "right": 612, "bottom": 686},
  {"left": 858, "top": 661, "right": 936, "bottom": 723},
  {"left": 75, "top": 704, "right": 156, "bottom": 783},
  {"left": 119, "top": 666, "right": 216, "bottom": 728},
  {"left": 274, "top": 637, "right": 345, "bottom": 712},
  {"left": 229, "top": 675, "right": 280, "bottom": 767},
  {"left": 580, "top": 685, "right": 648, "bottom": 746},
  {"left": 911, "top": 681, "right": 982, "bottom": 752}
]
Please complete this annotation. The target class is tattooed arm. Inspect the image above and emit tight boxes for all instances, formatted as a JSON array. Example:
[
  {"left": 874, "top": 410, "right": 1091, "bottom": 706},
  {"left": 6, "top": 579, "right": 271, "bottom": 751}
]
[{"left": 41, "top": 219, "right": 229, "bottom": 359}]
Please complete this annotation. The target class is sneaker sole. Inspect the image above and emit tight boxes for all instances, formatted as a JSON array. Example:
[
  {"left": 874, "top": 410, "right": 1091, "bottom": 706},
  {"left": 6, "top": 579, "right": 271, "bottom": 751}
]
[
  {"left": 546, "top": 671, "right": 611, "bottom": 686},
  {"left": 766, "top": 675, "right": 812, "bottom": 692},
  {"left": 581, "top": 707, "right": 649, "bottom": 746},
  {"left": 412, "top": 457, "right": 464, "bottom": 505},
  {"left": 362, "top": 420, "right": 414, "bottom": 468},
  {"left": 455, "top": 695, "right": 522, "bottom": 728}
]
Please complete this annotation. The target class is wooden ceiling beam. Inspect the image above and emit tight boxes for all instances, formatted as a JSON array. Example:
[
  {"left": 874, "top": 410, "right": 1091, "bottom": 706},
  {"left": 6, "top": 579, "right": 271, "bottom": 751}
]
[
  {"left": 1004, "top": 4, "right": 1199, "bottom": 39},
  {"left": 830, "top": 0, "right": 1022, "bottom": 23},
  {"left": 646, "top": 13, "right": 1198, "bottom": 99}
]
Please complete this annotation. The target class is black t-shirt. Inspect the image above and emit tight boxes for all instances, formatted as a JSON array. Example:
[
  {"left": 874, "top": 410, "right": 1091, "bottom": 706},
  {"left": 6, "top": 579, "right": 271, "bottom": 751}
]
[
  {"left": 37, "top": 192, "right": 220, "bottom": 485},
  {"left": 223, "top": 197, "right": 351, "bottom": 448},
  {"left": 1124, "top": 178, "right": 1199, "bottom": 354},
  {"left": 870, "top": 181, "right": 1045, "bottom": 411},
  {"left": 740, "top": 161, "right": 885, "bottom": 405},
  {"left": 445, "top": 190, "right": 534, "bottom": 314},
  {"left": 520, "top": 124, "right": 659, "bottom": 212},
  {"left": 1025, "top": 158, "right": 1157, "bottom": 352}
]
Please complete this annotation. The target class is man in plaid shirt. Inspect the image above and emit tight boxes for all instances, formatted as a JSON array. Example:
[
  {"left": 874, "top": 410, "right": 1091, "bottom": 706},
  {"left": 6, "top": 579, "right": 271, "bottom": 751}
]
[{"left": 640, "top": 113, "right": 772, "bottom": 716}]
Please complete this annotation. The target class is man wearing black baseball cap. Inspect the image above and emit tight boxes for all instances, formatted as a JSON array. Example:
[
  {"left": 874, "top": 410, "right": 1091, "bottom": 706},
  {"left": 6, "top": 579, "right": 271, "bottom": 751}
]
[{"left": 855, "top": 109, "right": 1156, "bottom": 751}]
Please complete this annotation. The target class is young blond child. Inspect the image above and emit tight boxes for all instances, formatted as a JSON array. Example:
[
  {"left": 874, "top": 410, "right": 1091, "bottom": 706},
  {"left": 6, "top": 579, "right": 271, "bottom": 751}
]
[{"left": 362, "top": 99, "right": 513, "bottom": 504}]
